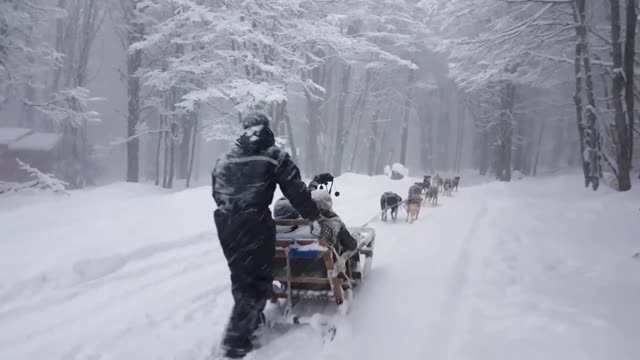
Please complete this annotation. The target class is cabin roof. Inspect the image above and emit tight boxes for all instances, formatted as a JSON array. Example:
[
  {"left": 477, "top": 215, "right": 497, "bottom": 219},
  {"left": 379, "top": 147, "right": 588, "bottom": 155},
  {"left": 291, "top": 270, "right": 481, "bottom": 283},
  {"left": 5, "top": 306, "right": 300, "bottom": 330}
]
[
  {"left": 0, "top": 128, "right": 33, "bottom": 146},
  {"left": 8, "top": 132, "right": 63, "bottom": 152}
]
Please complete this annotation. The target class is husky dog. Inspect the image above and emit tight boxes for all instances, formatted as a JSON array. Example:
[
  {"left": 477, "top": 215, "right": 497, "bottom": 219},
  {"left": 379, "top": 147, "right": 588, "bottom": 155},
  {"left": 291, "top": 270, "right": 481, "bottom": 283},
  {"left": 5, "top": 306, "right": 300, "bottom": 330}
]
[
  {"left": 380, "top": 191, "right": 403, "bottom": 222},
  {"left": 443, "top": 178, "right": 453, "bottom": 196},
  {"left": 406, "top": 184, "right": 423, "bottom": 223},
  {"left": 426, "top": 184, "right": 439, "bottom": 205},
  {"left": 433, "top": 174, "right": 444, "bottom": 191},
  {"left": 408, "top": 183, "right": 423, "bottom": 198},
  {"left": 453, "top": 176, "right": 461, "bottom": 191},
  {"left": 407, "top": 198, "right": 421, "bottom": 223},
  {"left": 422, "top": 175, "right": 432, "bottom": 190}
]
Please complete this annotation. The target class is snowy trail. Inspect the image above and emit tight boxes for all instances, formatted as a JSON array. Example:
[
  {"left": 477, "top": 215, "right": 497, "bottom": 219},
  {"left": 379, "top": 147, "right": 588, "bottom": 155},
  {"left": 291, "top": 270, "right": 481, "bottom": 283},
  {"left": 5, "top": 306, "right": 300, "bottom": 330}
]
[
  {"left": 1, "top": 174, "right": 639, "bottom": 360},
  {"left": 0, "top": 232, "right": 228, "bottom": 359}
]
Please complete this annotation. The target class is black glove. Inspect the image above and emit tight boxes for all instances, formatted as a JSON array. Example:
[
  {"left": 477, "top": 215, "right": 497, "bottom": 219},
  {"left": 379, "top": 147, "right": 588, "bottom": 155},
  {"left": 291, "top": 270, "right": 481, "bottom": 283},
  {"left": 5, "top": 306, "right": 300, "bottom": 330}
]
[{"left": 312, "top": 173, "right": 334, "bottom": 185}]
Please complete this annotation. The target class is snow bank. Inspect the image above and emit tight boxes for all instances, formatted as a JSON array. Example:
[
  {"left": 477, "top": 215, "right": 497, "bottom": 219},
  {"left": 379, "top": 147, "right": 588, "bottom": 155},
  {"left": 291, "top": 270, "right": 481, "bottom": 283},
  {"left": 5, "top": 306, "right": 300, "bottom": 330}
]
[
  {"left": 383, "top": 163, "right": 409, "bottom": 179},
  {"left": 0, "top": 182, "right": 207, "bottom": 287}
]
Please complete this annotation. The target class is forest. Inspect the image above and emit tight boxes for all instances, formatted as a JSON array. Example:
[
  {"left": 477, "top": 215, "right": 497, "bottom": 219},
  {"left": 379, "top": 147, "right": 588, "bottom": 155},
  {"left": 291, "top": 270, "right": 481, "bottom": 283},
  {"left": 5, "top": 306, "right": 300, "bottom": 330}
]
[{"left": 1, "top": 0, "right": 639, "bottom": 191}]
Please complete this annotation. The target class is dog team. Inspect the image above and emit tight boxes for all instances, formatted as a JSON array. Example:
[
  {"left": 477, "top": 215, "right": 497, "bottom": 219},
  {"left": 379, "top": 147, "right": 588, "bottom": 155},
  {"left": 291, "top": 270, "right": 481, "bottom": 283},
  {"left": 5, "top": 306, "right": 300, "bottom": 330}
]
[{"left": 380, "top": 174, "right": 461, "bottom": 224}]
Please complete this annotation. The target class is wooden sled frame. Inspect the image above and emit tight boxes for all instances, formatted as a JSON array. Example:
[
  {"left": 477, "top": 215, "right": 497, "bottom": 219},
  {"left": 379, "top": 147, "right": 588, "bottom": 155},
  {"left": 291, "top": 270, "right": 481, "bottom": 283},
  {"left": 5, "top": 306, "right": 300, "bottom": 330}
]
[{"left": 271, "top": 218, "right": 375, "bottom": 308}]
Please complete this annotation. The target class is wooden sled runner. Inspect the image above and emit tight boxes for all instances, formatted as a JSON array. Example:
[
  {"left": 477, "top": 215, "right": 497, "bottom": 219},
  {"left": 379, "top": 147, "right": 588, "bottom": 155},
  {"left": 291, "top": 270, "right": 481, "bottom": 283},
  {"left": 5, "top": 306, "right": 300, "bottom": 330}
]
[{"left": 271, "top": 219, "right": 375, "bottom": 308}]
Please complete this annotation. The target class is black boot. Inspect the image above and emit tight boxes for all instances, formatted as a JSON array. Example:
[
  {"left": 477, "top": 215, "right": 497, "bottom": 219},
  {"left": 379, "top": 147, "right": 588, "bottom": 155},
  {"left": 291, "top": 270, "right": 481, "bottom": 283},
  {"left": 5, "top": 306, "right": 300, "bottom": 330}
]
[
  {"left": 249, "top": 312, "right": 266, "bottom": 347},
  {"left": 224, "top": 347, "right": 249, "bottom": 359}
]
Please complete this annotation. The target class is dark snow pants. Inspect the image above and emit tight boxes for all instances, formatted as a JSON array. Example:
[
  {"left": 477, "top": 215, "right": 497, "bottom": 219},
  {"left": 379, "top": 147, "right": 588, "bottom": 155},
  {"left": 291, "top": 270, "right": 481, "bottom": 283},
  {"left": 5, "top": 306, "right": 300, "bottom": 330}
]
[{"left": 214, "top": 208, "right": 275, "bottom": 357}]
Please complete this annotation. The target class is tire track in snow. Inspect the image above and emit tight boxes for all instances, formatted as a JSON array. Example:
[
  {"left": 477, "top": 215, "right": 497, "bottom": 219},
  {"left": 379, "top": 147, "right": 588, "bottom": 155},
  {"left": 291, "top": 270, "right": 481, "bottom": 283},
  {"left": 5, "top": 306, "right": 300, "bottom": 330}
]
[
  {"left": 272, "top": 190, "right": 480, "bottom": 360},
  {"left": 426, "top": 192, "right": 489, "bottom": 360}
]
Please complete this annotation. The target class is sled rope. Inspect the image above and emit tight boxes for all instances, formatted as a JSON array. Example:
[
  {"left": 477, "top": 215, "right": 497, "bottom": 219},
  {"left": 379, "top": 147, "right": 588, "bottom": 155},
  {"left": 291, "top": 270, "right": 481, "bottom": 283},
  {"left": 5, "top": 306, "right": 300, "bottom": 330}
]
[{"left": 326, "top": 243, "right": 356, "bottom": 289}]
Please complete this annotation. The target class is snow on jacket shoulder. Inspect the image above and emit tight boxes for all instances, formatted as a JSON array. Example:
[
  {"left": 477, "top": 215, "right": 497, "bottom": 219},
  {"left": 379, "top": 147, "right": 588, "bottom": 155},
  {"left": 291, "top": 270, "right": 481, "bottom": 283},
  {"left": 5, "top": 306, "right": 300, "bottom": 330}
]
[{"left": 211, "top": 124, "right": 320, "bottom": 221}]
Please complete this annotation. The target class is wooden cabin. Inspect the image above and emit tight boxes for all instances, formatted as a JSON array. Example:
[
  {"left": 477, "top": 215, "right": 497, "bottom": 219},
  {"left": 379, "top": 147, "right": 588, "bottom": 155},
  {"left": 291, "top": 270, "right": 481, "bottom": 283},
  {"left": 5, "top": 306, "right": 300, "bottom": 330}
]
[{"left": 0, "top": 128, "right": 63, "bottom": 182}]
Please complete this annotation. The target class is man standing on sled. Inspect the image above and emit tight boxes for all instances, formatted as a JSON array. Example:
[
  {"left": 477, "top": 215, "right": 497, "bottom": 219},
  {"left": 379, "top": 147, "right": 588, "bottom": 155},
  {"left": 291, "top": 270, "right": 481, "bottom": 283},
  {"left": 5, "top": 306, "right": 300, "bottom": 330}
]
[{"left": 211, "top": 112, "right": 325, "bottom": 359}]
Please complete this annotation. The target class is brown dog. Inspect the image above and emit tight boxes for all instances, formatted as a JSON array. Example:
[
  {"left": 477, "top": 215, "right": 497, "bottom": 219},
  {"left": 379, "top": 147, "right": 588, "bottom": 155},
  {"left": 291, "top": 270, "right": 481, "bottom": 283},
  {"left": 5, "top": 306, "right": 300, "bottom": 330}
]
[{"left": 406, "top": 198, "right": 421, "bottom": 223}]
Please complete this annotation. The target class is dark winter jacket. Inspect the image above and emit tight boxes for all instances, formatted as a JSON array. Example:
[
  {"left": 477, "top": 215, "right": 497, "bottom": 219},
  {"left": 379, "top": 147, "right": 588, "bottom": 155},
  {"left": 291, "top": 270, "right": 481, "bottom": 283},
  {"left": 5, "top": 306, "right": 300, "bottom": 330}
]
[{"left": 211, "top": 118, "right": 320, "bottom": 221}]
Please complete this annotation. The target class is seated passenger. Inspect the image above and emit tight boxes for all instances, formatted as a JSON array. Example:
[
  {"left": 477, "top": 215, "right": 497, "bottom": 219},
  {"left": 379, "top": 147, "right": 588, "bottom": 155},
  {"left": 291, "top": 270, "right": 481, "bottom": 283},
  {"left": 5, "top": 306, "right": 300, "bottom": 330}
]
[
  {"left": 310, "top": 190, "right": 359, "bottom": 271},
  {"left": 273, "top": 197, "right": 300, "bottom": 220}
]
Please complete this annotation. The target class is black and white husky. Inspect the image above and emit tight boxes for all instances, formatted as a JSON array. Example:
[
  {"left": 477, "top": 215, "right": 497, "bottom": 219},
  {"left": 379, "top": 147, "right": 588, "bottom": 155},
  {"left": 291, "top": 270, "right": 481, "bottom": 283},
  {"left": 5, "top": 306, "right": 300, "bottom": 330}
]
[{"left": 380, "top": 191, "right": 403, "bottom": 222}]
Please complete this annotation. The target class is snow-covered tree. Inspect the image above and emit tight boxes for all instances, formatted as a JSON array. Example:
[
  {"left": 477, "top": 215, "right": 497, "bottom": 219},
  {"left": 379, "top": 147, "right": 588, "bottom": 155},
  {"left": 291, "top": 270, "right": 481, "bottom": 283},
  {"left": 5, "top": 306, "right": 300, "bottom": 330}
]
[
  {"left": 0, "top": 1, "right": 62, "bottom": 112},
  {"left": 0, "top": 159, "right": 69, "bottom": 195},
  {"left": 26, "top": 86, "right": 103, "bottom": 188}
]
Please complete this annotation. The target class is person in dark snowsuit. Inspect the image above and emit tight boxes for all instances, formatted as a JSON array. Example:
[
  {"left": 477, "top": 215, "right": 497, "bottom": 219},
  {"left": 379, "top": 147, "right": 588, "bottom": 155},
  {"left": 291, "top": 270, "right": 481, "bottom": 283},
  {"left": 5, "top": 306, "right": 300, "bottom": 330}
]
[{"left": 211, "top": 112, "right": 322, "bottom": 359}]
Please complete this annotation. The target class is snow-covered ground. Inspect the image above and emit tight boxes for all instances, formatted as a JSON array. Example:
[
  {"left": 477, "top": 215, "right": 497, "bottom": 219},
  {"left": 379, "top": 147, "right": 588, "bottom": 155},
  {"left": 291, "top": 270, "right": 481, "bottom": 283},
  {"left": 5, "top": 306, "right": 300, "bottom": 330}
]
[{"left": 0, "top": 173, "right": 639, "bottom": 360}]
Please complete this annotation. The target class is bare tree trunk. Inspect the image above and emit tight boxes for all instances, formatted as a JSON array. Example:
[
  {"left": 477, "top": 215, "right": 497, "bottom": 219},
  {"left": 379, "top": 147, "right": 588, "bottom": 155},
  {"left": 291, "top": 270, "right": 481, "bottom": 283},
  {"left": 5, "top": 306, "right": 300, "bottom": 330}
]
[
  {"left": 51, "top": 0, "right": 67, "bottom": 95},
  {"left": 282, "top": 101, "right": 298, "bottom": 163},
  {"left": 347, "top": 68, "right": 372, "bottom": 172},
  {"left": 163, "top": 131, "right": 170, "bottom": 188},
  {"left": 495, "top": 81, "right": 515, "bottom": 182},
  {"left": 512, "top": 114, "right": 524, "bottom": 174},
  {"left": 453, "top": 104, "right": 465, "bottom": 173},
  {"left": 532, "top": 118, "right": 545, "bottom": 176},
  {"left": 166, "top": 80, "right": 180, "bottom": 189},
  {"left": 573, "top": 1, "right": 590, "bottom": 186},
  {"left": 126, "top": 0, "right": 143, "bottom": 183},
  {"left": 178, "top": 116, "right": 193, "bottom": 179},
  {"left": 270, "top": 102, "right": 279, "bottom": 135},
  {"left": 609, "top": 0, "right": 633, "bottom": 190},
  {"left": 304, "top": 52, "right": 323, "bottom": 173},
  {"left": 437, "top": 88, "right": 451, "bottom": 172},
  {"left": 577, "top": 1, "right": 601, "bottom": 190},
  {"left": 162, "top": 91, "right": 171, "bottom": 188},
  {"left": 332, "top": 64, "right": 351, "bottom": 175},
  {"left": 399, "top": 69, "right": 415, "bottom": 165},
  {"left": 155, "top": 116, "right": 164, "bottom": 186},
  {"left": 167, "top": 123, "right": 176, "bottom": 189},
  {"left": 418, "top": 101, "right": 433, "bottom": 173},
  {"left": 376, "top": 107, "right": 394, "bottom": 173},
  {"left": 624, "top": 0, "right": 636, "bottom": 173},
  {"left": 479, "top": 125, "right": 489, "bottom": 176},
  {"left": 22, "top": 81, "right": 37, "bottom": 128},
  {"left": 185, "top": 113, "right": 198, "bottom": 188},
  {"left": 21, "top": 24, "right": 37, "bottom": 128},
  {"left": 348, "top": 126, "right": 362, "bottom": 172},
  {"left": 367, "top": 109, "right": 380, "bottom": 176}
]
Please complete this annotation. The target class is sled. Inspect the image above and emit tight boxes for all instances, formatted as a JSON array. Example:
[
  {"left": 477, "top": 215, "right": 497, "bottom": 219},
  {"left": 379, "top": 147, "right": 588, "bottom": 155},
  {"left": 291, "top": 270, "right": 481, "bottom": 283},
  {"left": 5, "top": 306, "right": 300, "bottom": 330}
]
[{"left": 271, "top": 219, "right": 375, "bottom": 308}]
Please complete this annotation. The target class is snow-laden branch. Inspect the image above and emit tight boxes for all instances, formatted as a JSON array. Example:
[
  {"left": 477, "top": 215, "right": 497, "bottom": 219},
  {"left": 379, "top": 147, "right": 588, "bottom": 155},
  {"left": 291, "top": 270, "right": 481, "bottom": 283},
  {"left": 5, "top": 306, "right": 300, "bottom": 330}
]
[
  {"left": 25, "top": 87, "right": 104, "bottom": 128},
  {"left": 0, "top": 159, "right": 69, "bottom": 196}
]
